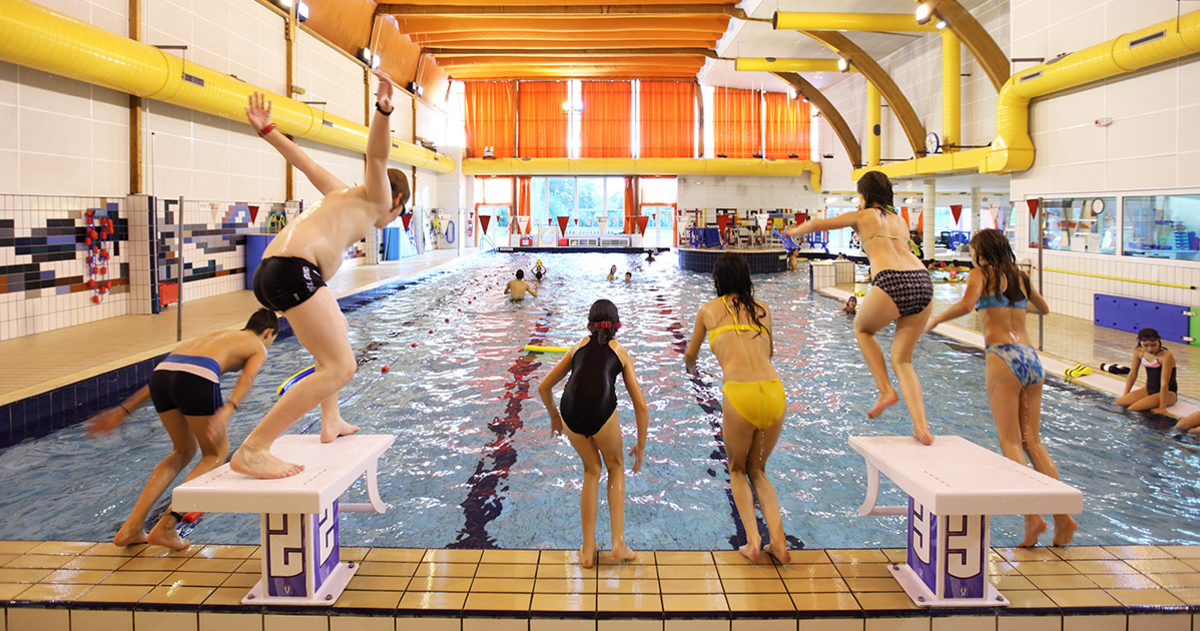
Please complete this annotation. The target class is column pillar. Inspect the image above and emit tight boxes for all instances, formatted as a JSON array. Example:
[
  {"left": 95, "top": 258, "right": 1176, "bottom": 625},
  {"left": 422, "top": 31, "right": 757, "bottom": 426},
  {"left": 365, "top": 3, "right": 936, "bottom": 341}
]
[
  {"left": 923, "top": 179, "right": 936, "bottom": 262},
  {"left": 970, "top": 186, "right": 982, "bottom": 233}
]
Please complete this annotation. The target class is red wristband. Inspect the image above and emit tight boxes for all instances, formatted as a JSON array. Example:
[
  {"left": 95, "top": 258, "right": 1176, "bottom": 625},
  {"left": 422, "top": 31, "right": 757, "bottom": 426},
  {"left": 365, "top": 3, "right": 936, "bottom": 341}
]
[{"left": 258, "top": 123, "right": 276, "bottom": 137}]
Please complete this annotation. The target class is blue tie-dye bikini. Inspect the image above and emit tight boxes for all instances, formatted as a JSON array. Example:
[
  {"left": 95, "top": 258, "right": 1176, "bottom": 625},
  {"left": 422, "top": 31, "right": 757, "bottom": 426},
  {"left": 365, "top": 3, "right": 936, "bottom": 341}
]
[{"left": 976, "top": 291, "right": 1044, "bottom": 387}]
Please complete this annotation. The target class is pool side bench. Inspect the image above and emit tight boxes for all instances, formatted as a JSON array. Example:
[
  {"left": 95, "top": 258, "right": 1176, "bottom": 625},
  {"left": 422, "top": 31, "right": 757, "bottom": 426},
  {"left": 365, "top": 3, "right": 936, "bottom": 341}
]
[
  {"left": 850, "top": 435, "right": 1083, "bottom": 608},
  {"left": 173, "top": 434, "right": 393, "bottom": 606}
]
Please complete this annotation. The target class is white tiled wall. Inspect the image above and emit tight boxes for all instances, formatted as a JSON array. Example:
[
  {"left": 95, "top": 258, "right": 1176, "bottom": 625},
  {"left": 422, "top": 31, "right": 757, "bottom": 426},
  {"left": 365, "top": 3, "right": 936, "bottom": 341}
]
[{"left": 676, "top": 175, "right": 822, "bottom": 214}]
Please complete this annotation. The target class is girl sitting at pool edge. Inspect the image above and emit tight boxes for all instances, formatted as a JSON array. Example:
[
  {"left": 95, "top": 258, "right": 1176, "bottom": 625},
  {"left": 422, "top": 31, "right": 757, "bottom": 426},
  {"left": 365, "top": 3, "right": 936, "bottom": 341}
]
[
  {"left": 1115, "top": 328, "right": 1178, "bottom": 414},
  {"left": 537, "top": 299, "right": 649, "bottom": 567}
]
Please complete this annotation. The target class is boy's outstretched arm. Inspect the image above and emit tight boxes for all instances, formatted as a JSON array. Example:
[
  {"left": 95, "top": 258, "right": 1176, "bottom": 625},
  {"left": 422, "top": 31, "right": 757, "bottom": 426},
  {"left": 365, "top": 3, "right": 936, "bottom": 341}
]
[
  {"left": 363, "top": 69, "right": 396, "bottom": 213},
  {"left": 247, "top": 92, "right": 346, "bottom": 195}
]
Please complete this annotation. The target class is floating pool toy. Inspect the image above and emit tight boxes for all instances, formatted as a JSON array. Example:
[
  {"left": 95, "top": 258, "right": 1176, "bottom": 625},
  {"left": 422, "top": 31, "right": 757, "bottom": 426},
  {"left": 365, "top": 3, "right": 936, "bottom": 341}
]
[
  {"left": 525, "top": 345, "right": 569, "bottom": 353},
  {"left": 277, "top": 364, "right": 316, "bottom": 396},
  {"left": 854, "top": 290, "right": 867, "bottom": 297},
  {"left": 182, "top": 512, "right": 202, "bottom": 523},
  {"left": 773, "top": 230, "right": 800, "bottom": 251},
  {"left": 1064, "top": 364, "right": 1093, "bottom": 379}
]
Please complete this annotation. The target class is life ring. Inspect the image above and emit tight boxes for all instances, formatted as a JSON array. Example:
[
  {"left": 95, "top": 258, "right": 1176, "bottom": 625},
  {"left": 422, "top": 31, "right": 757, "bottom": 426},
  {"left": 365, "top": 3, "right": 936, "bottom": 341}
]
[
  {"left": 445, "top": 220, "right": 456, "bottom": 244},
  {"left": 525, "top": 345, "right": 569, "bottom": 353},
  {"left": 277, "top": 364, "right": 316, "bottom": 396}
]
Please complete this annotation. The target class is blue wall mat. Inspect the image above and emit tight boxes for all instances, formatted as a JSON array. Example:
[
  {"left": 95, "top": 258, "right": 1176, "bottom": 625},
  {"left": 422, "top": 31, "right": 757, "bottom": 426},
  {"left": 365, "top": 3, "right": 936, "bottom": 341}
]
[{"left": 1094, "top": 293, "right": 1190, "bottom": 343}]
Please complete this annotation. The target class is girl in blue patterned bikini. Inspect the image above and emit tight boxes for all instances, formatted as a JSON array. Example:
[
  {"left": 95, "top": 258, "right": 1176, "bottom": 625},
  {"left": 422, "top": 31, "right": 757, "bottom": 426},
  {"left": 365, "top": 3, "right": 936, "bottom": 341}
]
[{"left": 925, "top": 229, "right": 1076, "bottom": 547}]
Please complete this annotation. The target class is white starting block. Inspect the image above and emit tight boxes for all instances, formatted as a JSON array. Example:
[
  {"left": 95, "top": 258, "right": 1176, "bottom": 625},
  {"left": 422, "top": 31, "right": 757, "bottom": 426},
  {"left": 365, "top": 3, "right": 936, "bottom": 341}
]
[
  {"left": 850, "top": 435, "right": 1082, "bottom": 608},
  {"left": 173, "top": 434, "right": 393, "bottom": 606}
]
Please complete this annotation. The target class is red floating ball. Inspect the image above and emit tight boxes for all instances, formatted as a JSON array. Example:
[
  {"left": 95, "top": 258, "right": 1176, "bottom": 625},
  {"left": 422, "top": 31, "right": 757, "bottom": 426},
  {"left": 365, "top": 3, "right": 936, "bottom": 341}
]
[
  {"left": 445, "top": 318, "right": 450, "bottom": 323},
  {"left": 92, "top": 295, "right": 100, "bottom": 303},
  {"left": 84, "top": 237, "right": 92, "bottom": 246},
  {"left": 182, "top": 512, "right": 202, "bottom": 523},
  {"left": 100, "top": 287, "right": 107, "bottom": 294},
  {"left": 87, "top": 279, "right": 95, "bottom": 288},
  {"left": 104, "top": 281, "right": 111, "bottom": 289},
  {"left": 90, "top": 267, "right": 97, "bottom": 275},
  {"left": 381, "top": 366, "right": 389, "bottom": 373},
  {"left": 86, "top": 210, "right": 94, "bottom": 217},
  {"left": 101, "top": 266, "right": 107, "bottom": 274},
  {"left": 100, "top": 250, "right": 108, "bottom": 259},
  {"left": 411, "top": 342, "right": 417, "bottom": 347},
  {"left": 428, "top": 330, "right": 434, "bottom": 334}
]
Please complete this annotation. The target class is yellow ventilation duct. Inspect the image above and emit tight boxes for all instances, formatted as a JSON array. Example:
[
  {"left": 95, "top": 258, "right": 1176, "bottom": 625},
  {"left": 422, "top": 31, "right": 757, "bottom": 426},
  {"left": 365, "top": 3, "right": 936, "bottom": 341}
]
[
  {"left": 735, "top": 58, "right": 855, "bottom": 73},
  {"left": 463, "top": 158, "right": 822, "bottom": 192},
  {"left": 0, "top": 0, "right": 454, "bottom": 173}
]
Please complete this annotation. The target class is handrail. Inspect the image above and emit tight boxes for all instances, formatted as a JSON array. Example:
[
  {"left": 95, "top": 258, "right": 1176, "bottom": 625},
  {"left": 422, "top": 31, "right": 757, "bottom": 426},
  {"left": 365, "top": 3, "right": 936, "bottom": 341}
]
[{"left": 1040, "top": 267, "right": 1197, "bottom": 290}]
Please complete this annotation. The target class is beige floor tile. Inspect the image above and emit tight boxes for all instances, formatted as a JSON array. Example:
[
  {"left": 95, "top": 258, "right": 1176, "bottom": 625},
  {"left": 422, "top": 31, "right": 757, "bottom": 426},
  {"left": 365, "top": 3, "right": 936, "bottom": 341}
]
[
  {"left": 1043, "top": 588, "right": 1122, "bottom": 608},
  {"left": 331, "top": 590, "right": 402, "bottom": 610},
  {"left": 195, "top": 545, "right": 258, "bottom": 560},
  {"left": 721, "top": 578, "right": 786, "bottom": 593},
  {"left": 364, "top": 548, "right": 426, "bottom": 563},
  {"left": 203, "top": 587, "right": 251, "bottom": 607},
  {"left": 597, "top": 593, "right": 663, "bottom": 612},
  {"left": 0, "top": 554, "right": 19, "bottom": 567},
  {"left": 26, "top": 542, "right": 96, "bottom": 556},
  {"left": 712, "top": 550, "right": 762, "bottom": 565},
  {"left": 994, "top": 547, "right": 1059, "bottom": 562},
  {"left": 341, "top": 547, "right": 370, "bottom": 562},
  {"left": 220, "top": 573, "right": 260, "bottom": 589},
  {"left": 537, "top": 564, "right": 598, "bottom": 579},
  {"left": 7, "top": 608, "right": 70, "bottom": 631},
  {"left": 471, "top": 577, "right": 535, "bottom": 593},
  {"left": 99, "top": 570, "right": 170, "bottom": 585},
  {"left": 135, "top": 545, "right": 200, "bottom": 558},
  {"left": 70, "top": 609, "right": 136, "bottom": 631},
  {"left": 413, "top": 562, "right": 478, "bottom": 578},
  {"left": 658, "top": 579, "right": 724, "bottom": 594},
  {"left": 990, "top": 575, "right": 1036, "bottom": 591},
  {"left": 472, "top": 563, "right": 537, "bottom": 579},
  {"left": 356, "top": 561, "right": 418, "bottom": 577},
  {"left": 1158, "top": 546, "right": 1200, "bottom": 559},
  {"left": 39, "top": 569, "right": 112, "bottom": 584},
  {"left": 463, "top": 591, "right": 532, "bottom": 611},
  {"left": 345, "top": 574, "right": 409, "bottom": 591},
  {"left": 11, "top": 582, "right": 91, "bottom": 601},
  {"left": 1002, "top": 589, "right": 1058, "bottom": 609},
  {"left": 827, "top": 550, "right": 889, "bottom": 564},
  {"left": 880, "top": 549, "right": 907, "bottom": 563},
  {"left": 1104, "top": 546, "right": 1172, "bottom": 559},
  {"left": 725, "top": 593, "right": 795, "bottom": 612},
  {"left": 1012, "top": 561, "right": 1079, "bottom": 575},
  {"left": 178, "top": 558, "right": 243, "bottom": 573},
  {"left": 655, "top": 551, "right": 714, "bottom": 565},
  {"left": 481, "top": 549, "right": 540, "bottom": 565},
  {"left": 1145, "top": 573, "right": 1200, "bottom": 588},
  {"left": 788, "top": 550, "right": 833, "bottom": 565},
  {"left": 836, "top": 564, "right": 893, "bottom": 578},
  {"left": 1105, "top": 588, "right": 1186, "bottom": 607},
  {"left": 791, "top": 592, "right": 862, "bottom": 611},
  {"left": 658, "top": 565, "right": 719, "bottom": 580},
  {"left": 534, "top": 577, "right": 597, "bottom": 593},
  {"left": 1027, "top": 574, "right": 1097, "bottom": 590},
  {"left": 1050, "top": 546, "right": 1117, "bottom": 561},
  {"left": 1067, "top": 560, "right": 1138, "bottom": 574},
  {"left": 661, "top": 594, "right": 729, "bottom": 612},
  {"left": 784, "top": 578, "right": 850, "bottom": 593},
  {"left": 598, "top": 564, "right": 657, "bottom": 580},
  {"left": 4, "top": 555, "right": 71, "bottom": 569},
  {"left": 1184, "top": 559, "right": 1200, "bottom": 572},
  {"left": 406, "top": 576, "right": 474, "bottom": 592},
  {"left": 140, "top": 584, "right": 214, "bottom": 605},
  {"left": 1086, "top": 574, "right": 1161, "bottom": 589},
  {"left": 538, "top": 550, "right": 587, "bottom": 565},
  {"left": 62, "top": 556, "right": 129, "bottom": 571},
  {"left": 0, "top": 583, "right": 31, "bottom": 599},
  {"left": 598, "top": 550, "right": 656, "bottom": 566},
  {"left": 854, "top": 592, "right": 920, "bottom": 611},
  {"left": 423, "top": 549, "right": 483, "bottom": 564},
  {"left": 0, "top": 567, "right": 51, "bottom": 583},
  {"left": 776, "top": 564, "right": 840, "bottom": 579},
  {"left": 118, "top": 557, "right": 187, "bottom": 572},
  {"left": 161, "top": 571, "right": 230, "bottom": 587},
  {"left": 1127, "top": 559, "right": 1196, "bottom": 574},
  {"left": 76, "top": 584, "right": 153, "bottom": 603},
  {"left": 716, "top": 564, "right": 781, "bottom": 580},
  {"left": 1165, "top": 587, "right": 1200, "bottom": 604},
  {"left": 844, "top": 577, "right": 903, "bottom": 592},
  {"left": 0, "top": 542, "right": 40, "bottom": 555},
  {"left": 398, "top": 590, "right": 467, "bottom": 611},
  {"left": 530, "top": 592, "right": 596, "bottom": 612},
  {"left": 597, "top": 578, "right": 659, "bottom": 594}
]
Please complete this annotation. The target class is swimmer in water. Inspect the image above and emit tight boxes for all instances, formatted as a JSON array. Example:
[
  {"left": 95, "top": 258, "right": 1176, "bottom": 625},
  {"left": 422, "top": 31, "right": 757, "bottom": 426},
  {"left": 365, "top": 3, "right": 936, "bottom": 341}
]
[
  {"left": 533, "top": 259, "right": 547, "bottom": 281},
  {"left": 1115, "top": 328, "right": 1178, "bottom": 414},
  {"left": 786, "top": 170, "right": 934, "bottom": 445},
  {"left": 537, "top": 300, "right": 649, "bottom": 568},
  {"left": 684, "top": 253, "right": 791, "bottom": 563},
  {"left": 231, "top": 70, "right": 410, "bottom": 479},
  {"left": 624, "top": 271, "right": 632, "bottom": 283},
  {"left": 504, "top": 269, "right": 538, "bottom": 301},
  {"left": 607, "top": 265, "right": 617, "bottom": 281},
  {"left": 840, "top": 295, "right": 858, "bottom": 315},
  {"left": 87, "top": 309, "right": 279, "bottom": 549},
  {"left": 645, "top": 250, "right": 656, "bottom": 262},
  {"left": 925, "top": 229, "right": 1073, "bottom": 546}
]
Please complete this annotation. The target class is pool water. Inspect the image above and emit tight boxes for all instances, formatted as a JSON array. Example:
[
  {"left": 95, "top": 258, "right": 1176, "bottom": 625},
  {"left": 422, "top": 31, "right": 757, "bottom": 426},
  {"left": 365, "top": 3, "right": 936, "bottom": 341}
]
[{"left": 2, "top": 252, "right": 1198, "bottom": 551}]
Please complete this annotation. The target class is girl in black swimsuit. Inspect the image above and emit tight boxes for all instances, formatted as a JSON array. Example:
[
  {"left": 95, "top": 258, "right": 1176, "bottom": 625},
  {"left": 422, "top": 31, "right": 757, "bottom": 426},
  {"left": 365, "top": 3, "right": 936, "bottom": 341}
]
[{"left": 537, "top": 299, "right": 650, "bottom": 568}]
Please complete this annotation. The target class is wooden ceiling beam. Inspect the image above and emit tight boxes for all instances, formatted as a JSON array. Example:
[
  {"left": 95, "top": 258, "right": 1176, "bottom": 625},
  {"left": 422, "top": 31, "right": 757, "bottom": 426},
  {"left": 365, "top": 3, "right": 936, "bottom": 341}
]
[
  {"left": 412, "top": 30, "right": 713, "bottom": 43},
  {"left": 931, "top": 0, "right": 1009, "bottom": 91},
  {"left": 436, "top": 56, "right": 706, "bottom": 67},
  {"left": 413, "top": 38, "right": 718, "bottom": 49},
  {"left": 772, "top": 71, "right": 861, "bottom": 168},
  {"left": 378, "top": 4, "right": 747, "bottom": 17},
  {"left": 388, "top": 15, "right": 730, "bottom": 34}
]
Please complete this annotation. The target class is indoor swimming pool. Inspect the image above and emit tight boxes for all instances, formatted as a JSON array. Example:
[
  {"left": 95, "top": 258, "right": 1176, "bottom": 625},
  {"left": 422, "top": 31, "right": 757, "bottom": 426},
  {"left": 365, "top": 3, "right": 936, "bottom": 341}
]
[{"left": 0, "top": 253, "right": 1195, "bottom": 551}]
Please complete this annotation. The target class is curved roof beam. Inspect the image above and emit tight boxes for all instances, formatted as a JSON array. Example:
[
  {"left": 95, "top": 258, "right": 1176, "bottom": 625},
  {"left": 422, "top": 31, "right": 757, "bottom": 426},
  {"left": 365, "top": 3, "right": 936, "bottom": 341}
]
[
  {"left": 798, "top": 31, "right": 925, "bottom": 157},
  {"left": 771, "top": 71, "right": 861, "bottom": 168},
  {"left": 929, "top": 0, "right": 1009, "bottom": 91}
]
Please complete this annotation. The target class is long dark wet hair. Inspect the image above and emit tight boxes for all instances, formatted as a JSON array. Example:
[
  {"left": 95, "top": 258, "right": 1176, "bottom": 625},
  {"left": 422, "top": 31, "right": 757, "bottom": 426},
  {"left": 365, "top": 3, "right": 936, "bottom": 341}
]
[
  {"left": 587, "top": 299, "right": 621, "bottom": 345},
  {"left": 857, "top": 170, "right": 896, "bottom": 215},
  {"left": 713, "top": 253, "right": 767, "bottom": 338},
  {"left": 971, "top": 228, "right": 1029, "bottom": 304}
]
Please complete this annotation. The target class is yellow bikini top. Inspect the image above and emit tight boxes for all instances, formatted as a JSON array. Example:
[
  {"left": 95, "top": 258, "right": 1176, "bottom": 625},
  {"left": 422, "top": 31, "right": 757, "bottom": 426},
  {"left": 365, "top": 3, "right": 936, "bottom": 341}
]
[{"left": 708, "top": 296, "right": 771, "bottom": 346}]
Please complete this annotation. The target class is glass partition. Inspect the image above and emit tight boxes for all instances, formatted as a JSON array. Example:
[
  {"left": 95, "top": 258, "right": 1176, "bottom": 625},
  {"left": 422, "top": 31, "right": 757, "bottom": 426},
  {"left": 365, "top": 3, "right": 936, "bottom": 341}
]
[
  {"left": 1029, "top": 197, "right": 1117, "bottom": 254},
  {"left": 1123, "top": 194, "right": 1200, "bottom": 261}
]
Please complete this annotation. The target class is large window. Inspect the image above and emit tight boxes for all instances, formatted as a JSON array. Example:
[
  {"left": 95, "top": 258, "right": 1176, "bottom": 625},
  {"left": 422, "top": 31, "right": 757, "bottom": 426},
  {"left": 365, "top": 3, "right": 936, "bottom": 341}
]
[
  {"left": 1123, "top": 194, "right": 1200, "bottom": 261},
  {"left": 473, "top": 177, "right": 514, "bottom": 244},
  {"left": 526, "top": 176, "right": 677, "bottom": 238},
  {"left": 1029, "top": 197, "right": 1118, "bottom": 255}
]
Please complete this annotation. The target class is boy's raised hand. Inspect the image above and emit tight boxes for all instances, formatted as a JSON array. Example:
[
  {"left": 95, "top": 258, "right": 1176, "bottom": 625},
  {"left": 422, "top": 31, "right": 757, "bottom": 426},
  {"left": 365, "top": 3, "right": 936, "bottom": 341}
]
[{"left": 245, "top": 92, "right": 273, "bottom": 134}]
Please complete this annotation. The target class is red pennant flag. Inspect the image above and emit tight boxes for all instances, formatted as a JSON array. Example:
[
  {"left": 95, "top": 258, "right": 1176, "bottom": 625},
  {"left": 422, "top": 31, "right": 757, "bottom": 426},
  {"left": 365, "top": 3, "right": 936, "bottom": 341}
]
[
  {"left": 794, "top": 213, "right": 804, "bottom": 225},
  {"left": 716, "top": 214, "right": 729, "bottom": 238},
  {"left": 1027, "top": 198, "right": 1039, "bottom": 218},
  {"left": 557, "top": 215, "right": 570, "bottom": 236},
  {"left": 950, "top": 204, "right": 963, "bottom": 226},
  {"left": 401, "top": 213, "right": 413, "bottom": 231},
  {"left": 916, "top": 210, "right": 924, "bottom": 231},
  {"left": 901, "top": 207, "right": 910, "bottom": 227},
  {"left": 636, "top": 216, "right": 649, "bottom": 235},
  {"left": 248, "top": 205, "right": 260, "bottom": 224},
  {"left": 480, "top": 215, "right": 491, "bottom": 235}
]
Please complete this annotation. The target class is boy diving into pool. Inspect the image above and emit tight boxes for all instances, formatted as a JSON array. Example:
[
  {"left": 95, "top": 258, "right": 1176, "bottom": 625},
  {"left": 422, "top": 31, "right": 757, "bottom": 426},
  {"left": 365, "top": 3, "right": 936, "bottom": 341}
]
[
  {"left": 232, "top": 69, "right": 411, "bottom": 479},
  {"left": 87, "top": 309, "right": 279, "bottom": 549}
]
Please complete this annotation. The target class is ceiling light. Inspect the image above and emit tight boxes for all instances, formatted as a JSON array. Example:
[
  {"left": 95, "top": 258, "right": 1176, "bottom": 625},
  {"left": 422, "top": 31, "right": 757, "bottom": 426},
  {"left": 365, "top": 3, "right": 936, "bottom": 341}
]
[
  {"left": 837, "top": 57, "right": 850, "bottom": 73},
  {"left": 915, "top": 2, "right": 937, "bottom": 25},
  {"left": 357, "top": 47, "right": 372, "bottom": 66},
  {"left": 296, "top": 0, "right": 308, "bottom": 21},
  {"left": 371, "top": 54, "right": 381, "bottom": 69},
  {"left": 935, "top": 19, "right": 948, "bottom": 29},
  {"left": 825, "top": 196, "right": 839, "bottom": 204}
]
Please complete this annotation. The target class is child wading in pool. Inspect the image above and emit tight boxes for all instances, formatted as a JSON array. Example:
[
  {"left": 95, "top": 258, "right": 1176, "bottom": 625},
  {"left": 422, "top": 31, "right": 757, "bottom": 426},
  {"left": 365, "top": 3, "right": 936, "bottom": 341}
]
[
  {"left": 233, "top": 69, "right": 410, "bottom": 479},
  {"left": 786, "top": 170, "right": 935, "bottom": 445},
  {"left": 925, "top": 229, "right": 1075, "bottom": 546},
  {"left": 537, "top": 300, "right": 649, "bottom": 567},
  {"left": 1115, "top": 328, "right": 1178, "bottom": 414},
  {"left": 684, "top": 253, "right": 791, "bottom": 563},
  {"left": 87, "top": 309, "right": 279, "bottom": 549}
]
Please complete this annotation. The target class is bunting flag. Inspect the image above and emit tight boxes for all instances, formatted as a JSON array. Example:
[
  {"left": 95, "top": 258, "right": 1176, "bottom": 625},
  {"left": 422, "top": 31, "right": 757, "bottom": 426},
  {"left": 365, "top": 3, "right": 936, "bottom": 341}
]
[
  {"left": 950, "top": 204, "right": 963, "bottom": 226},
  {"left": 401, "top": 213, "right": 413, "bottom": 231},
  {"left": 716, "top": 214, "right": 729, "bottom": 239},
  {"left": 209, "top": 203, "right": 222, "bottom": 224},
  {"left": 557, "top": 215, "right": 570, "bottom": 236},
  {"left": 636, "top": 215, "right": 649, "bottom": 235},
  {"left": 480, "top": 214, "right": 491, "bottom": 235},
  {"left": 518, "top": 216, "right": 530, "bottom": 235},
  {"left": 916, "top": 210, "right": 924, "bottom": 232},
  {"left": 901, "top": 207, "right": 910, "bottom": 227},
  {"left": 997, "top": 206, "right": 1010, "bottom": 232},
  {"left": 248, "top": 205, "right": 260, "bottom": 224},
  {"left": 1027, "top": 198, "right": 1039, "bottom": 218},
  {"left": 794, "top": 212, "right": 805, "bottom": 226},
  {"left": 756, "top": 213, "right": 770, "bottom": 232}
]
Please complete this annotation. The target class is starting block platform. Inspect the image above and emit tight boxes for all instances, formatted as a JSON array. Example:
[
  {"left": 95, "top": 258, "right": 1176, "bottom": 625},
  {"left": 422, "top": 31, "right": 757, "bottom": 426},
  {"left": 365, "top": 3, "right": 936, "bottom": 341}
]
[
  {"left": 850, "top": 435, "right": 1082, "bottom": 608},
  {"left": 173, "top": 434, "right": 393, "bottom": 606}
]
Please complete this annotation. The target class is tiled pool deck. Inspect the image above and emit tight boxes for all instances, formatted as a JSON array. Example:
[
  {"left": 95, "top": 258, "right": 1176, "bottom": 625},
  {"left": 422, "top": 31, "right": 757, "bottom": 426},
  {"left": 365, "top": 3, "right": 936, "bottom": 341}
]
[{"left": 1, "top": 541, "right": 1198, "bottom": 631}]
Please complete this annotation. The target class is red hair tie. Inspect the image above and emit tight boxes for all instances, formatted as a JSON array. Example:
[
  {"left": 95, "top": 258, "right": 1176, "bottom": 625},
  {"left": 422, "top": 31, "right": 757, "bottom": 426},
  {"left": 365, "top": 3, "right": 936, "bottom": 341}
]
[{"left": 589, "top": 321, "right": 621, "bottom": 330}]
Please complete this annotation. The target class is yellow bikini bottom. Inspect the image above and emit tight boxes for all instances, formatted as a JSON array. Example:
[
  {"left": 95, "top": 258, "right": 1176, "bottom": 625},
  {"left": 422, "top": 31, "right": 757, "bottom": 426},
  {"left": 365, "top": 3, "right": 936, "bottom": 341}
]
[{"left": 721, "top": 379, "right": 786, "bottom": 430}]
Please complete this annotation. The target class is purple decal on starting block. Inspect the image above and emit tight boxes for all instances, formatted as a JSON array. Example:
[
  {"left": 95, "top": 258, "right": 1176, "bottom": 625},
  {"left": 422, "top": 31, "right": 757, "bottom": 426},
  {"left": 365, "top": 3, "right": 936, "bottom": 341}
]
[
  {"left": 266, "top": 513, "right": 308, "bottom": 597},
  {"left": 944, "top": 514, "right": 986, "bottom": 599},
  {"left": 907, "top": 496, "right": 938, "bottom": 595},
  {"left": 314, "top": 501, "right": 340, "bottom": 587}
]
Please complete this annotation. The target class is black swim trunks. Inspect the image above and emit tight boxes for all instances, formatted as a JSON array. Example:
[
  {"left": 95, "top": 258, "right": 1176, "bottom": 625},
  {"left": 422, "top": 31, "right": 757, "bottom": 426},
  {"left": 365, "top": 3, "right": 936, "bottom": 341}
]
[
  {"left": 150, "top": 354, "right": 223, "bottom": 416},
  {"left": 872, "top": 269, "right": 933, "bottom": 317},
  {"left": 560, "top": 337, "right": 624, "bottom": 438},
  {"left": 253, "top": 256, "right": 326, "bottom": 312}
]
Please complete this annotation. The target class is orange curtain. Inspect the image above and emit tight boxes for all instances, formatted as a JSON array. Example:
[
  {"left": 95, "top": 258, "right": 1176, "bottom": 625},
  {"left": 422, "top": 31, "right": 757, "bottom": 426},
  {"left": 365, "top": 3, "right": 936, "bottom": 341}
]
[
  {"left": 764, "top": 92, "right": 812, "bottom": 160},
  {"left": 517, "top": 176, "right": 532, "bottom": 234},
  {"left": 465, "top": 81, "right": 515, "bottom": 159},
  {"left": 715, "top": 87, "right": 762, "bottom": 159},
  {"left": 517, "top": 81, "right": 568, "bottom": 158},
  {"left": 581, "top": 81, "right": 632, "bottom": 158},
  {"left": 639, "top": 81, "right": 696, "bottom": 158},
  {"left": 623, "top": 177, "right": 636, "bottom": 233}
]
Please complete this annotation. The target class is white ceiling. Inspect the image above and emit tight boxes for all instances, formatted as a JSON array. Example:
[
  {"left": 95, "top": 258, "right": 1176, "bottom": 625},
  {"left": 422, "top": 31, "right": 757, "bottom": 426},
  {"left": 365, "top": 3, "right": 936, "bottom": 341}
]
[{"left": 700, "top": 0, "right": 993, "bottom": 92}]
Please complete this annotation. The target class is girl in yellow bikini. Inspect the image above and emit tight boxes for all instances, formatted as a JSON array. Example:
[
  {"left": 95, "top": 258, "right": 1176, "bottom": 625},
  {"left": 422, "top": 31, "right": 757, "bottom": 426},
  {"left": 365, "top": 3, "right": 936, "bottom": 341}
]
[{"left": 684, "top": 253, "right": 791, "bottom": 564}]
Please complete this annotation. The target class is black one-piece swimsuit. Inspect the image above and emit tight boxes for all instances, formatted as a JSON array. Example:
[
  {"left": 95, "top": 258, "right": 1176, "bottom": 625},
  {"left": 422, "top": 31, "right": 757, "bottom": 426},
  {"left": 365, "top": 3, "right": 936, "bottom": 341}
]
[{"left": 560, "top": 337, "right": 623, "bottom": 438}]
